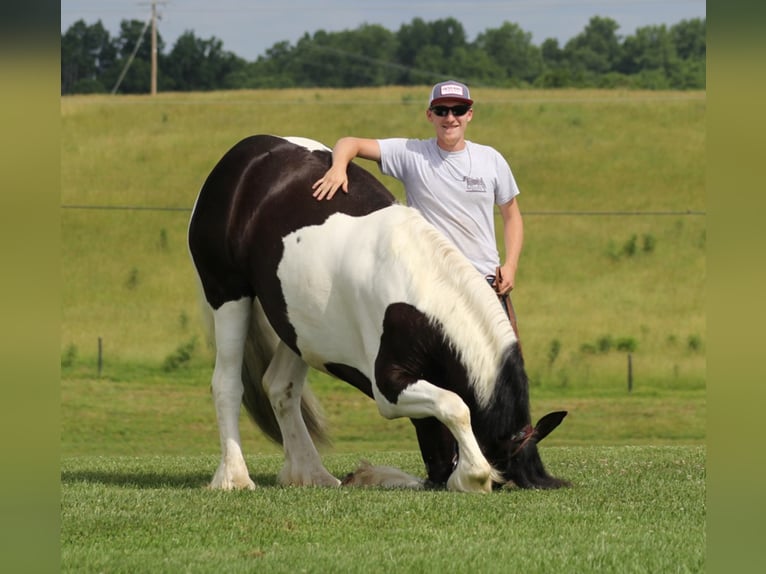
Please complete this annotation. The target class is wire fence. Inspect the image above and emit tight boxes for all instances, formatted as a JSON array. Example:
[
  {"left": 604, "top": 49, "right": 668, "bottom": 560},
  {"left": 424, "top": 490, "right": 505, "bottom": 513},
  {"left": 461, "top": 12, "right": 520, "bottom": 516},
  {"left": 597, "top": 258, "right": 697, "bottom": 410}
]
[{"left": 60, "top": 204, "right": 706, "bottom": 216}]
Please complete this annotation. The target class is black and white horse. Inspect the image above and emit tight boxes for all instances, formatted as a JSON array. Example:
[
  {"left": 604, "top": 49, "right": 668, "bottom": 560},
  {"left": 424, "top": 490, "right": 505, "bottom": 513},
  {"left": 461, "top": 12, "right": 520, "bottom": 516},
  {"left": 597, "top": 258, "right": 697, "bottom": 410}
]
[{"left": 188, "top": 134, "right": 568, "bottom": 492}]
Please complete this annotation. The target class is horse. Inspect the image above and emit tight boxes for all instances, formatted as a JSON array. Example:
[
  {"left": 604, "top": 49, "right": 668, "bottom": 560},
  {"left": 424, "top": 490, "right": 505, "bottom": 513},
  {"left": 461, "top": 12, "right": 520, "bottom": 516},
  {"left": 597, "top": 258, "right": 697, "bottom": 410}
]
[{"left": 188, "top": 134, "right": 569, "bottom": 493}]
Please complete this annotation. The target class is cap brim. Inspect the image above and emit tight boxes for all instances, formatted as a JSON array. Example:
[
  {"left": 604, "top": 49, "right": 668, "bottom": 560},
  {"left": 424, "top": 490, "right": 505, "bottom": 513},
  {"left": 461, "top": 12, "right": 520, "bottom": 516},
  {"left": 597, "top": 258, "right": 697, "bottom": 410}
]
[{"left": 430, "top": 97, "right": 473, "bottom": 107}]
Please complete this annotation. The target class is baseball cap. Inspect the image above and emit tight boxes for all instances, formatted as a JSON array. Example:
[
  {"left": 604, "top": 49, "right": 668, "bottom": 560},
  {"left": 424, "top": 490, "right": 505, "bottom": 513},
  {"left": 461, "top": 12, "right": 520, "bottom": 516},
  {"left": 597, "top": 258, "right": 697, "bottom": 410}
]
[{"left": 429, "top": 80, "right": 473, "bottom": 107}]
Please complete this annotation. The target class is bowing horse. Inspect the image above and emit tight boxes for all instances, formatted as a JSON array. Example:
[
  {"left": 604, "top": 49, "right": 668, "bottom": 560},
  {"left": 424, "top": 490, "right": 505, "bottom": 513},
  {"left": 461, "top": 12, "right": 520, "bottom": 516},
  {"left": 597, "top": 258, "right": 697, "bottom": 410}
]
[{"left": 188, "top": 135, "right": 569, "bottom": 492}]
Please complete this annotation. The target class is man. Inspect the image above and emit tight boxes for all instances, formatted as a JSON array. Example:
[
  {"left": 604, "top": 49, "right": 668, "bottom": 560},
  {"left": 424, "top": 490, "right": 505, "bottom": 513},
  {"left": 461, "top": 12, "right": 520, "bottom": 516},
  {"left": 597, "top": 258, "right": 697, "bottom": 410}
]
[{"left": 312, "top": 80, "right": 523, "bottom": 297}]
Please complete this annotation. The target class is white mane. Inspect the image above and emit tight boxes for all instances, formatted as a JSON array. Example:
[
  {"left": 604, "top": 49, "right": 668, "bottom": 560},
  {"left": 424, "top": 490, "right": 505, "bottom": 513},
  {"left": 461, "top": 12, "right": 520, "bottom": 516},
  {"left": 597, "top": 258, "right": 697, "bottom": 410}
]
[{"left": 385, "top": 207, "right": 516, "bottom": 407}]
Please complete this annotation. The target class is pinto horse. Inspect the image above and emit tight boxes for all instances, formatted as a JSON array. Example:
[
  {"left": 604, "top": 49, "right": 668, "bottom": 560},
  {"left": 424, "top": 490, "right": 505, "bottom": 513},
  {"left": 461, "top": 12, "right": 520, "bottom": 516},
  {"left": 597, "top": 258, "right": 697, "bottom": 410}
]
[{"left": 188, "top": 134, "right": 569, "bottom": 492}]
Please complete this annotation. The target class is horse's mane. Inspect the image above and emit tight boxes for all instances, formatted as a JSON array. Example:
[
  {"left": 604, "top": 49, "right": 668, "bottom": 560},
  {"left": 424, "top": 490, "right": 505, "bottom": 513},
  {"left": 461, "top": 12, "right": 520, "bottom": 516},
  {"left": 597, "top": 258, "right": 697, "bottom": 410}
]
[{"left": 385, "top": 206, "right": 517, "bottom": 407}]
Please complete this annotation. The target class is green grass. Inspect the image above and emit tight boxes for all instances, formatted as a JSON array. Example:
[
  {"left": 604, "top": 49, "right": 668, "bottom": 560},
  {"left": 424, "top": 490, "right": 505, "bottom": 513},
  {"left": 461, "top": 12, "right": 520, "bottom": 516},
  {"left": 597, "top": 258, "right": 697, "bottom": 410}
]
[
  {"left": 61, "top": 447, "right": 705, "bottom": 573},
  {"left": 60, "top": 87, "right": 705, "bottom": 389},
  {"left": 61, "top": 368, "right": 704, "bottom": 458},
  {"left": 60, "top": 88, "right": 706, "bottom": 571}
]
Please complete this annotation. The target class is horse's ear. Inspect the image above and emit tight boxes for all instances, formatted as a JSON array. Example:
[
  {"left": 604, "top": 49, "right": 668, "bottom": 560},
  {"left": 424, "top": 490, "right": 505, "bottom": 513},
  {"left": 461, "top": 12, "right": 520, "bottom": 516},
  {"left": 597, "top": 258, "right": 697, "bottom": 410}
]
[{"left": 533, "top": 411, "right": 567, "bottom": 443}]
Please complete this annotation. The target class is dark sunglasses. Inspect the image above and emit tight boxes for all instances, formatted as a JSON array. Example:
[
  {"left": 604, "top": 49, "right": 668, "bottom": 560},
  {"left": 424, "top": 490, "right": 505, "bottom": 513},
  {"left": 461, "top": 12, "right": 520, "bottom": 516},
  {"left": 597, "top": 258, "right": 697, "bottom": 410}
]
[{"left": 430, "top": 104, "right": 471, "bottom": 117}]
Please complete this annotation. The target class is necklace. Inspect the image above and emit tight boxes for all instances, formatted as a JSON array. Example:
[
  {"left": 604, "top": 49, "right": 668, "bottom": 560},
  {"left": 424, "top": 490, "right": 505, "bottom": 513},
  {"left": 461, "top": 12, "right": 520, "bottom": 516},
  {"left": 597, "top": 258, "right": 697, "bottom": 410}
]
[{"left": 435, "top": 142, "right": 472, "bottom": 182}]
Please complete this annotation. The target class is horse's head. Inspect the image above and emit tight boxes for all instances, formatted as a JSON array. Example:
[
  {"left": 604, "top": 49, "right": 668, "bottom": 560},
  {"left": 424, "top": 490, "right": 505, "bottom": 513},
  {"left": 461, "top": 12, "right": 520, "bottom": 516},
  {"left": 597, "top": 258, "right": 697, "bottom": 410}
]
[{"left": 489, "top": 411, "right": 570, "bottom": 489}]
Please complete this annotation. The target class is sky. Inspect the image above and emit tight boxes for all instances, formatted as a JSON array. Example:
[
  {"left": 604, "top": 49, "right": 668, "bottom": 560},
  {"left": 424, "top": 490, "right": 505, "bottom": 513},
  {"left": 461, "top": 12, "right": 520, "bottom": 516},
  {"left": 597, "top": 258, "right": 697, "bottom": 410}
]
[{"left": 61, "top": 0, "right": 706, "bottom": 61}]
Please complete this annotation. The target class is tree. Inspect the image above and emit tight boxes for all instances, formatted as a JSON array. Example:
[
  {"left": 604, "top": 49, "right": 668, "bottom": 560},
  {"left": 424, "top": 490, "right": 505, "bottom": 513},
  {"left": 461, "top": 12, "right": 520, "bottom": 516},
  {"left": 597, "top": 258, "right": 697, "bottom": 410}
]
[
  {"left": 619, "top": 25, "right": 678, "bottom": 77},
  {"left": 564, "top": 16, "right": 622, "bottom": 75},
  {"left": 163, "top": 31, "right": 246, "bottom": 91},
  {"left": 396, "top": 18, "right": 467, "bottom": 84},
  {"left": 107, "top": 19, "right": 165, "bottom": 94},
  {"left": 61, "top": 19, "right": 116, "bottom": 94},
  {"left": 475, "top": 21, "right": 542, "bottom": 85},
  {"left": 671, "top": 18, "right": 706, "bottom": 61},
  {"left": 61, "top": 14, "right": 707, "bottom": 92}
]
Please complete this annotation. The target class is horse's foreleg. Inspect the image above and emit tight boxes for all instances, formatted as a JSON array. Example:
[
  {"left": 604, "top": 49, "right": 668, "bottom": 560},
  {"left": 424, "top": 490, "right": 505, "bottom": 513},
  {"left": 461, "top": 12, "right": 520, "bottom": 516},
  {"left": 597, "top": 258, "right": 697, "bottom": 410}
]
[
  {"left": 264, "top": 342, "right": 340, "bottom": 487},
  {"left": 376, "top": 380, "right": 498, "bottom": 493},
  {"left": 209, "top": 298, "right": 255, "bottom": 490},
  {"left": 411, "top": 418, "right": 458, "bottom": 486}
]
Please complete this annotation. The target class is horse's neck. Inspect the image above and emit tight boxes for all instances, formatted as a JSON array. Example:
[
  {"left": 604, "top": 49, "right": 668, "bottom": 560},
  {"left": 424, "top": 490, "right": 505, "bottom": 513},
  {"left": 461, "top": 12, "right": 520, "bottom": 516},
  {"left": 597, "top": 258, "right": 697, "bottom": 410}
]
[{"left": 388, "top": 208, "right": 515, "bottom": 405}]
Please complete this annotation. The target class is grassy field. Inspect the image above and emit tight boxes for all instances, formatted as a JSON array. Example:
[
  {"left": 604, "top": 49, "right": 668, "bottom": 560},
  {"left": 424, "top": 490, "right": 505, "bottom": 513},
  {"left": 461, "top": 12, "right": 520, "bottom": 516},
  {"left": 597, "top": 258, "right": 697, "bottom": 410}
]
[
  {"left": 61, "top": 87, "right": 705, "bottom": 571},
  {"left": 61, "top": 87, "right": 705, "bottom": 389},
  {"left": 61, "top": 447, "right": 705, "bottom": 573}
]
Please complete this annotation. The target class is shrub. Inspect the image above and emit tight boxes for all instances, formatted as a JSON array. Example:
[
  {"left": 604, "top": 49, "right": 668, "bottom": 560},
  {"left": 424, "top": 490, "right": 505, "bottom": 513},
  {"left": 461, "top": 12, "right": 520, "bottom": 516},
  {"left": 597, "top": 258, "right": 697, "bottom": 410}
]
[
  {"left": 162, "top": 337, "right": 198, "bottom": 372},
  {"left": 125, "top": 268, "right": 140, "bottom": 290},
  {"left": 622, "top": 234, "right": 638, "bottom": 257},
  {"left": 642, "top": 234, "right": 656, "bottom": 253},
  {"left": 159, "top": 229, "right": 169, "bottom": 251},
  {"left": 687, "top": 334, "right": 703, "bottom": 353},
  {"left": 616, "top": 337, "right": 638, "bottom": 352},
  {"left": 580, "top": 342, "right": 597, "bottom": 354},
  {"left": 61, "top": 344, "right": 78, "bottom": 368},
  {"left": 597, "top": 335, "right": 614, "bottom": 353},
  {"left": 547, "top": 339, "right": 561, "bottom": 366}
]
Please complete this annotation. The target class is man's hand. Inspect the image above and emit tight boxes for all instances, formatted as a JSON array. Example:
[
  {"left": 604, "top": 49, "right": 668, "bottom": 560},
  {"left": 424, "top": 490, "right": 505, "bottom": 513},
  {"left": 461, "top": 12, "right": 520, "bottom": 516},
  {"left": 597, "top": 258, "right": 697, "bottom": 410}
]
[
  {"left": 312, "top": 166, "right": 348, "bottom": 200},
  {"left": 495, "top": 264, "right": 516, "bottom": 295}
]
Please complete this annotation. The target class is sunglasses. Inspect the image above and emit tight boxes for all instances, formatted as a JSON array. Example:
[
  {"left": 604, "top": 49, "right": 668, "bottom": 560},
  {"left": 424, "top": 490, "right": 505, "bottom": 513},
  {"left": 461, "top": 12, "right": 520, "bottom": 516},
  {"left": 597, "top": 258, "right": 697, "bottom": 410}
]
[{"left": 429, "top": 104, "right": 471, "bottom": 117}]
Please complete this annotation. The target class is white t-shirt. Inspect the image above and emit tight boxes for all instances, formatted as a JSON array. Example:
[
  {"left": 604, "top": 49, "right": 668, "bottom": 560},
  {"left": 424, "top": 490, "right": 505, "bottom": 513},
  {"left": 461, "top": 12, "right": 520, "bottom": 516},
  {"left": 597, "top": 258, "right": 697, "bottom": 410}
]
[{"left": 378, "top": 137, "right": 520, "bottom": 276}]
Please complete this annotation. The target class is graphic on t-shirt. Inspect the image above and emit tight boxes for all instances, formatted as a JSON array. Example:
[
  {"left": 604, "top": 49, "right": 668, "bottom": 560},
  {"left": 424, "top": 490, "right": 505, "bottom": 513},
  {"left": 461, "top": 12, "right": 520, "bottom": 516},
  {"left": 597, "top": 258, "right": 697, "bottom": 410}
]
[{"left": 464, "top": 176, "right": 487, "bottom": 192}]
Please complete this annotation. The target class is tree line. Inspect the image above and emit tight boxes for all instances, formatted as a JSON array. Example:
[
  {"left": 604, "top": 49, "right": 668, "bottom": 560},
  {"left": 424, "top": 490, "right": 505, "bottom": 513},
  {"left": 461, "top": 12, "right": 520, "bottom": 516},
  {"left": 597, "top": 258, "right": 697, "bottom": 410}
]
[{"left": 61, "top": 16, "right": 705, "bottom": 95}]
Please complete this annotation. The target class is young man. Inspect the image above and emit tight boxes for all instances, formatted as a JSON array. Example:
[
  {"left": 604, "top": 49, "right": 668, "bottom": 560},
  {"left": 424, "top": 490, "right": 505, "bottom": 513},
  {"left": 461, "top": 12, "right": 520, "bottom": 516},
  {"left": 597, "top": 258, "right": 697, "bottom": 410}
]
[{"left": 312, "top": 80, "right": 523, "bottom": 296}]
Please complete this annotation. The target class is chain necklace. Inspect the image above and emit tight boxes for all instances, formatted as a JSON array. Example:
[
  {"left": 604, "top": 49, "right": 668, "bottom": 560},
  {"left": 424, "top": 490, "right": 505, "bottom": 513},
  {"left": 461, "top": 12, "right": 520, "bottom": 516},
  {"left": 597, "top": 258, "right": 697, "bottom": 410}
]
[{"left": 435, "top": 141, "right": 472, "bottom": 182}]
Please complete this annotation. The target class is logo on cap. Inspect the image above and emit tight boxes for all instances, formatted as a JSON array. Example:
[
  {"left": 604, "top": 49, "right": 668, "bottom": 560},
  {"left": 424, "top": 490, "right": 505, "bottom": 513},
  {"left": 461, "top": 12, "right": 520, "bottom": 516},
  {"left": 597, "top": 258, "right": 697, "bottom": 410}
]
[{"left": 440, "top": 84, "right": 465, "bottom": 97}]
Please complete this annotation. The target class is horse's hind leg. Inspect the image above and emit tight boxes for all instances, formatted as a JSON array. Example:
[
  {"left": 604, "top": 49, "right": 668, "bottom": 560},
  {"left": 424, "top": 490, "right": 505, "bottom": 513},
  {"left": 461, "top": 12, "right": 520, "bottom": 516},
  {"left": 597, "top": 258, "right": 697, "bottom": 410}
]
[
  {"left": 209, "top": 297, "right": 256, "bottom": 490},
  {"left": 264, "top": 342, "right": 340, "bottom": 487}
]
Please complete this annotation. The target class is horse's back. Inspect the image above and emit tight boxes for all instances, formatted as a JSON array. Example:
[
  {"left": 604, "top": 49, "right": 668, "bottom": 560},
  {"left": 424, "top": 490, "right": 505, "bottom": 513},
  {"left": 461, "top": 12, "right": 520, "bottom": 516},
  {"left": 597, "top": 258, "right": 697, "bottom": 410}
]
[{"left": 188, "top": 134, "right": 397, "bottom": 341}]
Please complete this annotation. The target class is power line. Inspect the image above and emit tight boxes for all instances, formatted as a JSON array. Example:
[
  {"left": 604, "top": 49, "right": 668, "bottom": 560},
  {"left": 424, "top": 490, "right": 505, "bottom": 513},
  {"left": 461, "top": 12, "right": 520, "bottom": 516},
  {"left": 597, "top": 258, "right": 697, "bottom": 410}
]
[{"left": 110, "top": 16, "right": 152, "bottom": 94}]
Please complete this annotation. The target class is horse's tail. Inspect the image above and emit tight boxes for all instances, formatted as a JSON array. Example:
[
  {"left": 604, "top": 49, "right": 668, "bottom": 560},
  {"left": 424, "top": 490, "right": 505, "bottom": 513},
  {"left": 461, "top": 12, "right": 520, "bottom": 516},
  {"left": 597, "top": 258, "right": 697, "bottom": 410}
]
[{"left": 240, "top": 298, "right": 330, "bottom": 446}]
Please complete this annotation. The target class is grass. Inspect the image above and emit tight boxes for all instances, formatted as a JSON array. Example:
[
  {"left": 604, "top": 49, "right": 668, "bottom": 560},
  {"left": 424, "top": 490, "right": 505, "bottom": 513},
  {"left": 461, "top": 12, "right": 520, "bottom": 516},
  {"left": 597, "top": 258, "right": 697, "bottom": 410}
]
[
  {"left": 60, "top": 88, "right": 706, "bottom": 571},
  {"left": 60, "top": 87, "right": 705, "bottom": 388},
  {"left": 61, "top": 447, "right": 705, "bottom": 573},
  {"left": 60, "top": 368, "right": 705, "bottom": 458}
]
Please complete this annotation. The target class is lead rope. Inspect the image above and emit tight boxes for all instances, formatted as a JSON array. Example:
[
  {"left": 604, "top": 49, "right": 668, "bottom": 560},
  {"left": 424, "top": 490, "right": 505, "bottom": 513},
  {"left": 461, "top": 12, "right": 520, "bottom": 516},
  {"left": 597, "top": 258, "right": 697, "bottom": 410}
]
[{"left": 486, "top": 266, "right": 520, "bottom": 341}]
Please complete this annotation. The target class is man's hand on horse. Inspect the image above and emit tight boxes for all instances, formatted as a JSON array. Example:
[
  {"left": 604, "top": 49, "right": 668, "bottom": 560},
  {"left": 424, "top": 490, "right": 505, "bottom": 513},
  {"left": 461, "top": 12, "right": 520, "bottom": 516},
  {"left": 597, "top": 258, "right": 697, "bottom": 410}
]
[{"left": 312, "top": 167, "right": 348, "bottom": 200}]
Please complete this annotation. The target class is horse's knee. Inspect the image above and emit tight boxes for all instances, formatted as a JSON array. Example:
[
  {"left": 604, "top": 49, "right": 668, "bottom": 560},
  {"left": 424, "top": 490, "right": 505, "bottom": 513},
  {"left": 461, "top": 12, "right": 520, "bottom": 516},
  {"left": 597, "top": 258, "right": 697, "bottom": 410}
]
[{"left": 436, "top": 393, "right": 471, "bottom": 428}]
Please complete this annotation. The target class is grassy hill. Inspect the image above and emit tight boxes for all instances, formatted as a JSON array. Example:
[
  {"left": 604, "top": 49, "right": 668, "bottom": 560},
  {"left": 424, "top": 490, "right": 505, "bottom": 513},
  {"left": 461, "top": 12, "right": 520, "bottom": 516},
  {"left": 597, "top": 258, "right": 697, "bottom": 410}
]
[{"left": 60, "top": 87, "right": 705, "bottom": 451}]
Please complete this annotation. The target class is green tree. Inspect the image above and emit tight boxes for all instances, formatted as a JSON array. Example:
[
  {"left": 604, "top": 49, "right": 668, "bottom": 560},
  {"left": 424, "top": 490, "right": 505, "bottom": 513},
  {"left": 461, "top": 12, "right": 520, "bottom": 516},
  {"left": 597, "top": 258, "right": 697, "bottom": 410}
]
[
  {"left": 396, "top": 18, "right": 467, "bottom": 84},
  {"left": 537, "top": 38, "right": 571, "bottom": 87},
  {"left": 235, "top": 41, "right": 297, "bottom": 88},
  {"left": 304, "top": 25, "right": 399, "bottom": 87},
  {"left": 564, "top": 16, "right": 622, "bottom": 76},
  {"left": 619, "top": 25, "right": 679, "bottom": 81},
  {"left": 671, "top": 18, "right": 706, "bottom": 61},
  {"left": 163, "top": 31, "right": 246, "bottom": 91},
  {"left": 61, "top": 19, "right": 116, "bottom": 94},
  {"left": 475, "top": 21, "right": 542, "bottom": 85},
  {"left": 108, "top": 19, "right": 165, "bottom": 94}
]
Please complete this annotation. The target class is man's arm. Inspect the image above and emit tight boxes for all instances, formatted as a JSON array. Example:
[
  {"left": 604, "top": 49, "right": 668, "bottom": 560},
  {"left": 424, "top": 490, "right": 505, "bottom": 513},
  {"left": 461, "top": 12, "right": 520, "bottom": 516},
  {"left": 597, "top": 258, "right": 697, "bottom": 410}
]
[
  {"left": 312, "top": 137, "right": 381, "bottom": 200},
  {"left": 497, "top": 198, "right": 523, "bottom": 294}
]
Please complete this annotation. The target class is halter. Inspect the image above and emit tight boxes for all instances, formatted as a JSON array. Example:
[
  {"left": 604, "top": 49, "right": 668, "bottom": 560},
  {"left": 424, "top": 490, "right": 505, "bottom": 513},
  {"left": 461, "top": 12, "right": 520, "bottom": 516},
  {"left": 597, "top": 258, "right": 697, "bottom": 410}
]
[{"left": 510, "top": 424, "right": 535, "bottom": 457}]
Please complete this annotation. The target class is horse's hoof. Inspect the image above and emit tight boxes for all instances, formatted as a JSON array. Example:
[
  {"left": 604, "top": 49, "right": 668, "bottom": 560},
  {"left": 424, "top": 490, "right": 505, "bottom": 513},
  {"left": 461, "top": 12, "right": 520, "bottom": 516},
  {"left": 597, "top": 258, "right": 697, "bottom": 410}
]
[
  {"left": 278, "top": 465, "right": 341, "bottom": 487},
  {"left": 209, "top": 466, "right": 256, "bottom": 490}
]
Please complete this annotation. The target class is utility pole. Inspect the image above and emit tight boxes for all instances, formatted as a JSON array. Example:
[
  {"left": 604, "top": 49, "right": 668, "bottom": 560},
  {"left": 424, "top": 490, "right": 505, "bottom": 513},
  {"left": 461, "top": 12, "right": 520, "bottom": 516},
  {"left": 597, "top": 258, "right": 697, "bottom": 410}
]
[
  {"left": 140, "top": 1, "right": 167, "bottom": 95},
  {"left": 150, "top": 1, "right": 158, "bottom": 95}
]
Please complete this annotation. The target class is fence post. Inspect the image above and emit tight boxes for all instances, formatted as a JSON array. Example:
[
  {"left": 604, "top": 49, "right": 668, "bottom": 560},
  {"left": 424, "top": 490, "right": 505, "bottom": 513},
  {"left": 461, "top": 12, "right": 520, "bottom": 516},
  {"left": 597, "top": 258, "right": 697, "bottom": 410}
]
[{"left": 627, "top": 353, "right": 633, "bottom": 392}]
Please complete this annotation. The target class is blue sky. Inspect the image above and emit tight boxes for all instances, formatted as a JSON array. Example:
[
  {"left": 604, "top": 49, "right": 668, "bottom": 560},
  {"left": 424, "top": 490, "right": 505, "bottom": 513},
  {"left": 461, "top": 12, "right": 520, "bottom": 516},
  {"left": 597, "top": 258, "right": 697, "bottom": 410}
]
[{"left": 61, "top": 0, "right": 706, "bottom": 61}]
